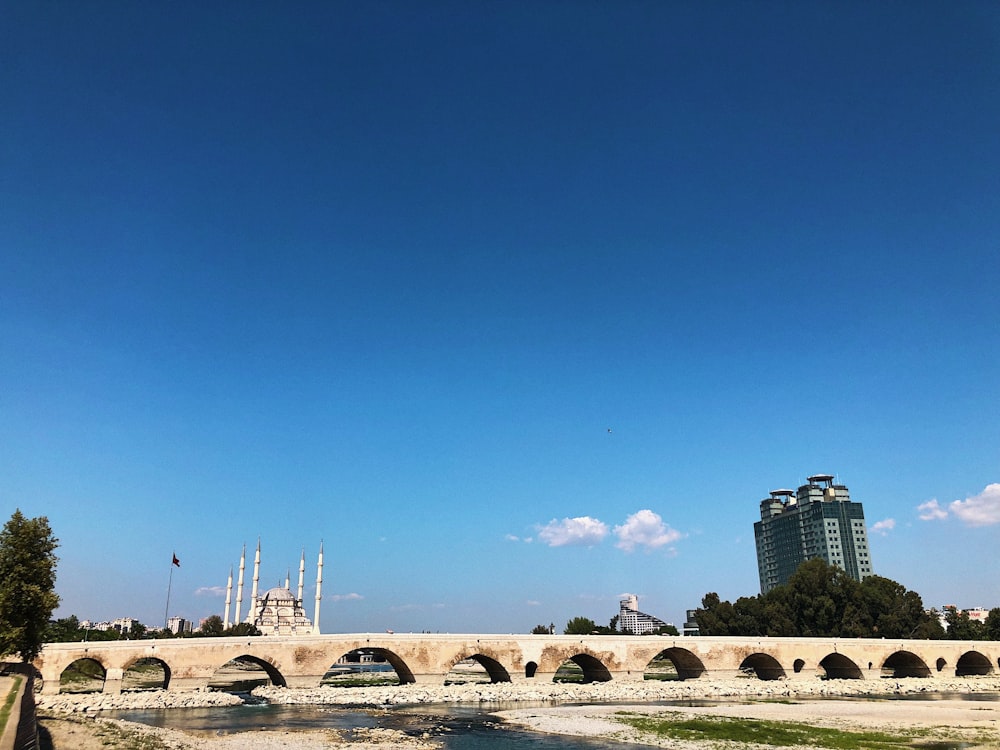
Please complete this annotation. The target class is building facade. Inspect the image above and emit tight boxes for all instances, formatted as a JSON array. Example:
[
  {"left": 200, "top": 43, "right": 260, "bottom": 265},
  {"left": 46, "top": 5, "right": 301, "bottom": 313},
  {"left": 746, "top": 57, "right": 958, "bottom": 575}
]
[
  {"left": 617, "top": 594, "right": 672, "bottom": 635},
  {"left": 754, "top": 473, "right": 874, "bottom": 594}
]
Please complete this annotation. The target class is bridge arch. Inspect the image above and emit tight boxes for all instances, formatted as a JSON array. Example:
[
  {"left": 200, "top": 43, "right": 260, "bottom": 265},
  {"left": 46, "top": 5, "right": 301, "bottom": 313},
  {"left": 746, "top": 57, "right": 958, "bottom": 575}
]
[
  {"left": 739, "top": 653, "right": 785, "bottom": 680},
  {"left": 59, "top": 657, "right": 106, "bottom": 694},
  {"left": 122, "top": 656, "right": 171, "bottom": 691},
  {"left": 525, "top": 661, "right": 538, "bottom": 679},
  {"left": 209, "top": 655, "right": 287, "bottom": 691},
  {"left": 445, "top": 653, "right": 511, "bottom": 684},
  {"left": 882, "top": 650, "right": 930, "bottom": 678},
  {"left": 554, "top": 653, "right": 612, "bottom": 683},
  {"left": 340, "top": 647, "right": 416, "bottom": 685},
  {"left": 644, "top": 648, "right": 706, "bottom": 681},
  {"left": 819, "top": 652, "right": 862, "bottom": 679},
  {"left": 955, "top": 650, "right": 993, "bottom": 677}
]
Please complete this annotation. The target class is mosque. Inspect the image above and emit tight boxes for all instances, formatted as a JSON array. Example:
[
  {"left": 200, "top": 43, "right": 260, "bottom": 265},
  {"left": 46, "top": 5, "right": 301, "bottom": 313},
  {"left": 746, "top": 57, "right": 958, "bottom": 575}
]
[{"left": 223, "top": 540, "right": 324, "bottom": 636}]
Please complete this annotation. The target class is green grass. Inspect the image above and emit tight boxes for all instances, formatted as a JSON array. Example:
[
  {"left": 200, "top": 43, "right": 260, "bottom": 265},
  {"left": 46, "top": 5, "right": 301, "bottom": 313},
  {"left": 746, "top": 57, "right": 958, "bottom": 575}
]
[
  {"left": 0, "top": 676, "right": 23, "bottom": 738},
  {"left": 614, "top": 711, "right": 923, "bottom": 749}
]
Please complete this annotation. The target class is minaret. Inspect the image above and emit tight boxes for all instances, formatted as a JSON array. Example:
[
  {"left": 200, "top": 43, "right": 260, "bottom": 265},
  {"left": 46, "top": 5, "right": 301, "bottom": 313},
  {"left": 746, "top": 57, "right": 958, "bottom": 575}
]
[
  {"left": 285, "top": 568, "right": 290, "bottom": 590},
  {"left": 314, "top": 541, "right": 324, "bottom": 634},
  {"left": 224, "top": 565, "right": 233, "bottom": 629},
  {"left": 297, "top": 549, "right": 305, "bottom": 604},
  {"left": 235, "top": 544, "right": 246, "bottom": 624},
  {"left": 250, "top": 538, "right": 261, "bottom": 624}
]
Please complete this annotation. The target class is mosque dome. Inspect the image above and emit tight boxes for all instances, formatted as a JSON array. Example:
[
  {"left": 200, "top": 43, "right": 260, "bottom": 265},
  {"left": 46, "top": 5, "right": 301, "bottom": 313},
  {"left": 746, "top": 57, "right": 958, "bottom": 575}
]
[{"left": 261, "top": 586, "right": 295, "bottom": 601}]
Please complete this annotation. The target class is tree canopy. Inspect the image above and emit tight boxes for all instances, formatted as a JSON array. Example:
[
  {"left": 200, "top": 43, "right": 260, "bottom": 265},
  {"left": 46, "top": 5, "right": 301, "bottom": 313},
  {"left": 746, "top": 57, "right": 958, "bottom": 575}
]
[
  {"left": 564, "top": 616, "right": 597, "bottom": 635},
  {"left": 695, "top": 559, "right": 945, "bottom": 639},
  {"left": 0, "top": 510, "right": 60, "bottom": 661}
]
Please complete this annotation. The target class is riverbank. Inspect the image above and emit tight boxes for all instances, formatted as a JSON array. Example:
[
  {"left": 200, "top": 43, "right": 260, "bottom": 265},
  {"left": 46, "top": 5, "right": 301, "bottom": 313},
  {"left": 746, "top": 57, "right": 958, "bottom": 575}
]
[{"left": 35, "top": 676, "right": 1000, "bottom": 749}]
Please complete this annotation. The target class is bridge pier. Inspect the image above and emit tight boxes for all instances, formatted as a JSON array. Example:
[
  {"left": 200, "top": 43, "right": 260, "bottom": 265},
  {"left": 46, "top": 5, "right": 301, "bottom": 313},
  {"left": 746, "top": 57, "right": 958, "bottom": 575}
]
[
  {"left": 609, "top": 670, "right": 643, "bottom": 682},
  {"left": 166, "top": 677, "right": 211, "bottom": 692},
  {"left": 411, "top": 673, "right": 444, "bottom": 685},
  {"left": 103, "top": 668, "right": 124, "bottom": 695},
  {"left": 285, "top": 675, "right": 322, "bottom": 689}
]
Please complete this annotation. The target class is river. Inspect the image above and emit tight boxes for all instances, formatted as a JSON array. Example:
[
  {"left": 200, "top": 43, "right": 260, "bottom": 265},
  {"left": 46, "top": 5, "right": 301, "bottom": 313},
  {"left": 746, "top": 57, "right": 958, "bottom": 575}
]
[{"left": 109, "top": 701, "right": 657, "bottom": 749}]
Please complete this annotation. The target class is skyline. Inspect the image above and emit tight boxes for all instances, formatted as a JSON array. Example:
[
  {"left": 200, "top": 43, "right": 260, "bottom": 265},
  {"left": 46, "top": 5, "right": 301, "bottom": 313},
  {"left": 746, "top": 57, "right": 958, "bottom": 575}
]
[{"left": 2, "top": 2, "right": 999, "bottom": 634}]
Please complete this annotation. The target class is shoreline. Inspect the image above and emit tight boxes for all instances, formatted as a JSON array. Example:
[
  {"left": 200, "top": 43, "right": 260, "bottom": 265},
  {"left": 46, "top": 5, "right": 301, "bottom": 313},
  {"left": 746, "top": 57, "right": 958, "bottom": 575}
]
[{"left": 36, "top": 677, "right": 1000, "bottom": 749}]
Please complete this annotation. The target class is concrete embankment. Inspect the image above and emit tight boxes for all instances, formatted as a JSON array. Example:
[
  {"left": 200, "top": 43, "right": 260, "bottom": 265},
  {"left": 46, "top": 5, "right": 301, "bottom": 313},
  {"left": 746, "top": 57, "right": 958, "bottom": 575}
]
[{"left": 35, "top": 675, "right": 1000, "bottom": 713}]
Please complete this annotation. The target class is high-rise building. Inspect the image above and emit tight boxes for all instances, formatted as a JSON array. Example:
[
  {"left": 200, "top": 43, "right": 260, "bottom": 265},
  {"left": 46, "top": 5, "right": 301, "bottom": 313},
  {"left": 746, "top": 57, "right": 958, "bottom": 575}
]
[
  {"left": 617, "top": 594, "right": 673, "bottom": 634},
  {"left": 753, "top": 473, "right": 874, "bottom": 594}
]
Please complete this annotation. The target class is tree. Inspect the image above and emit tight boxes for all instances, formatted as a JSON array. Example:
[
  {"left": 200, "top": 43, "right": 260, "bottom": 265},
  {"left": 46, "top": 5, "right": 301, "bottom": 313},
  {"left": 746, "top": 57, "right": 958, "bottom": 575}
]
[
  {"left": 984, "top": 608, "right": 1000, "bottom": 642},
  {"left": 530, "top": 624, "right": 551, "bottom": 634},
  {"left": 45, "top": 615, "right": 82, "bottom": 643},
  {"left": 224, "top": 622, "right": 261, "bottom": 637},
  {"left": 944, "top": 607, "right": 986, "bottom": 640},
  {"left": 651, "top": 624, "right": 680, "bottom": 636},
  {"left": 0, "top": 510, "right": 60, "bottom": 661},
  {"left": 695, "top": 559, "right": 939, "bottom": 639},
  {"left": 564, "top": 616, "right": 597, "bottom": 635},
  {"left": 199, "top": 615, "right": 225, "bottom": 636}
]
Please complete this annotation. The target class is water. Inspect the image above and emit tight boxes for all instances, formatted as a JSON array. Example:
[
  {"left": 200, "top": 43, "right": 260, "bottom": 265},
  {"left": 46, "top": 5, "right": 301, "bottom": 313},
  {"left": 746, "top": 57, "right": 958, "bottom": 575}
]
[
  {"left": 110, "top": 702, "right": 653, "bottom": 749},
  {"left": 110, "top": 693, "right": 998, "bottom": 749}
]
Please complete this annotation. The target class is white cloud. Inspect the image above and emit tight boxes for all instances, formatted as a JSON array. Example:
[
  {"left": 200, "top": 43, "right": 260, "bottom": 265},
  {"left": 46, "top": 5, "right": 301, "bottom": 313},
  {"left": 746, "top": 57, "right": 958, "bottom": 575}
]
[
  {"left": 526, "top": 600, "right": 541, "bottom": 606},
  {"left": 328, "top": 593, "right": 363, "bottom": 602},
  {"left": 918, "top": 499, "right": 948, "bottom": 521},
  {"left": 537, "top": 516, "right": 609, "bottom": 547},
  {"left": 194, "top": 586, "right": 226, "bottom": 597},
  {"left": 614, "top": 509, "right": 682, "bottom": 552},
  {"left": 505, "top": 533, "right": 533, "bottom": 543},
  {"left": 949, "top": 483, "right": 1000, "bottom": 527},
  {"left": 869, "top": 518, "right": 895, "bottom": 536}
]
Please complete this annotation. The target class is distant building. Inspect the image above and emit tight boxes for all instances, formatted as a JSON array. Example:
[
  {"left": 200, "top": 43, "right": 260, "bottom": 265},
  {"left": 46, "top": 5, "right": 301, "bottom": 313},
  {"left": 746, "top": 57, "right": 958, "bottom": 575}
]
[
  {"left": 682, "top": 609, "right": 700, "bottom": 637},
  {"left": 166, "top": 616, "right": 192, "bottom": 635},
  {"left": 753, "top": 473, "right": 874, "bottom": 594},
  {"left": 617, "top": 594, "right": 672, "bottom": 635},
  {"left": 81, "top": 617, "right": 141, "bottom": 635}
]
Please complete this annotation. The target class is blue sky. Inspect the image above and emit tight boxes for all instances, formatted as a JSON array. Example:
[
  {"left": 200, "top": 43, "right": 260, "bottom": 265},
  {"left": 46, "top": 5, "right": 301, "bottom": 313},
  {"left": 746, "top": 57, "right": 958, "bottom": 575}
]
[{"left": 2, "top": 2, "right": 999, "bottom": 634}]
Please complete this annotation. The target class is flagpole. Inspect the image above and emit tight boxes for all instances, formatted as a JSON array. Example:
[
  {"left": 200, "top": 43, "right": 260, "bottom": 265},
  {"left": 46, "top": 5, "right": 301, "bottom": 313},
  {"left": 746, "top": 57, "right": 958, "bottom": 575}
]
[
  {"left": 164, "top": 563, "right": 173, "bottom": 630},
  {"left": 164, "top": 552, "right": 178, "bottom": 630}
]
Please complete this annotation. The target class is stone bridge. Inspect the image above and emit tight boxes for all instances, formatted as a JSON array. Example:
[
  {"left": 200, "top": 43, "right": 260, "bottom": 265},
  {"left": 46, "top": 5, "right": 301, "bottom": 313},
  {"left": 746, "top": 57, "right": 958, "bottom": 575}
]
[{"left": 34, "top": 634, "right": 1000, "bottom": 695}]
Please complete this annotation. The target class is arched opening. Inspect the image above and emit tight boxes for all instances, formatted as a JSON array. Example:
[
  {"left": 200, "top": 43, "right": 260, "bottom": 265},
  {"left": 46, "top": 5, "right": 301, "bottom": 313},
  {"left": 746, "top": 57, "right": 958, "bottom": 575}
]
[
  {"left": 322, "top": 648, "right": 414, "bottom": 687},
  {"left": 444, "top": 654, "right": 511, "bottom": 684},
  {"left": 643, "top": 648, "right": 706, "bottom": 681},
  {"left": 936, "top": 658, "right": 947, "bottom": 673},
  {"left": 553, "top": 654, "right": 612, "bottom": 683},
  {"left": 738, "top": 653, "right": 785, "bottom": 680},
  {"left": 793, "top": 658, "right": 805, "bottom": 674},
  {"left": 59, "top": 658, "right": 106, "bottom": 694},
  {"left": 208, "top": 655, "right": 286, "bottom": 692},
  {"left": 819, "top": 653, "right": 862, "bottom": 680},
  {"left": 881, "top": 651, "right": 930, "bottom": 678},
  {"left": 525, "top": 661, "right": 538, "bottom": 679},
  {"left": 956, "top": 651, "right": 993, "bottom": 677},
  {"left": 122, "top": 657, "right": 170, "bottom": 691}
]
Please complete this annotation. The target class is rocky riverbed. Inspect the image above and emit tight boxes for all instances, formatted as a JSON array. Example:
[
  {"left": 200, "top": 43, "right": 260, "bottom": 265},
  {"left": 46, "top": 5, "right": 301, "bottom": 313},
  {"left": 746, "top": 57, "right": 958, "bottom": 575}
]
[{"left": 36, "top": 674, "right": 1000, "bottom": 713}]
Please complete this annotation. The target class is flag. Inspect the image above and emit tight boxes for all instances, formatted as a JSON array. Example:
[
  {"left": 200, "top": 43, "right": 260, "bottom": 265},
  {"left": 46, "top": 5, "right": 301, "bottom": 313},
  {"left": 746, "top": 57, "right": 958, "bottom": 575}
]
[{"left": 172, "top": 553, "right": 180, "bottom": 567}]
